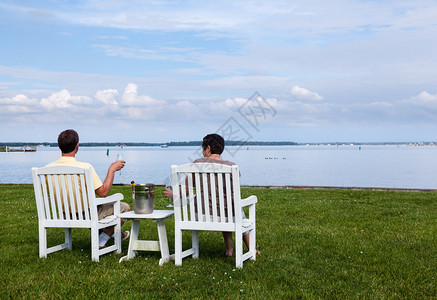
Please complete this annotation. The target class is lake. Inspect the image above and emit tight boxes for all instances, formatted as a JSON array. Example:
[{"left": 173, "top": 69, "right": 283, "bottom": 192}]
[{"left": 1, "top": 145, "right": 437, "bottom": 189}]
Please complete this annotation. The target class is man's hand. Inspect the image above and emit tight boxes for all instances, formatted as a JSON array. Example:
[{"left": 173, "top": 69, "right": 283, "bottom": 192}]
[
  {"left": 96, "top": 160, "right": 125, "bottom": 198},
  {"left": 164, "top": 188, "right": 174, "bottom": 199},
  {"left": 110, "top": 160, "right": 125, "bottom": 172}
]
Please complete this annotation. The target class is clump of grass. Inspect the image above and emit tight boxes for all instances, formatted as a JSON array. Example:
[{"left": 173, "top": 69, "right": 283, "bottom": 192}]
[{"left": 0, "top": 185, "right": 435, "bottom": 298}]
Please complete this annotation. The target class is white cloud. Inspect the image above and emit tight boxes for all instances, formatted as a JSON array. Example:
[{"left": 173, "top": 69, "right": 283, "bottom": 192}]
[
  {"left": 40, "top": 89, "right": 93, "bottom": 111},
  {"left": 0, "top": 94, "right": 39, "bottom": 106},
  {"left": 290, "top": 85, "right": 323, "bottom": 101},
  {"left": 120, "top": 83, "right": 166, "bottom": 106},
  {"left": 404, "top": 91, "right": 437, "bottom": 107},
  {"left": 120, "top": 107, "right": 157, "bottom": 120},
  {"left": 0, "top": 94, "right": 40, "bottom": 116},
  {"left": 95, "top": 89, "right": 119, "bottom": 105},
  {"left": 1, "top": 83, "right": 437, "bottom": 142},
  {"left": 2, "top": 83, "right": 437, "bottom": 130}
]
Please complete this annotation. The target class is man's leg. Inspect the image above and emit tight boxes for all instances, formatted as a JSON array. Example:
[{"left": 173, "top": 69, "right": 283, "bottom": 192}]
[
  {"left": 99, "top": 202, "right": 130, "bottom": 247},
  {"left": 222, "top": 231, "right": 234, "bottom": 257},
  {"left": 243, "top": 232, "right": 261, "bottom": 255}
]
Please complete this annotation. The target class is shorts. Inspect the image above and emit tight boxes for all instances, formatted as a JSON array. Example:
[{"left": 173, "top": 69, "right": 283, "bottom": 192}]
[{"left": 98, "top": 202, "right": 129, "bottom": 220}]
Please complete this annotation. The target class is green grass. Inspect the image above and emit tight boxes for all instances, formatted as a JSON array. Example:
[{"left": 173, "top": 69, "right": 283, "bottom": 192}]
[{"left": 0, "top": 185, "right": 435, "bottom": 299}]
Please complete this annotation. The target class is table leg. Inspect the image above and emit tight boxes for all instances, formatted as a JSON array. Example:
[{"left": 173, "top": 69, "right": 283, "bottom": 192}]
[
  {"left": 128, "top": 220, "right": 140, "bottom": 259},
  {"left": 119, "top": 214, "right": 175, "bottom": 265},
  {"left": 155, "top": 219, "right": 175, "bottom": 265},
  {"left": 119, "top": 219, "right": 140, "bottom": 263}
]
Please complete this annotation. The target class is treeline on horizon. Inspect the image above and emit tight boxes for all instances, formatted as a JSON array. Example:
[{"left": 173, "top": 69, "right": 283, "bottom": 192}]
[
  {"left": 1, "top": 141, "right": 435, "bottom": 147},
  {"left": 0, "top": 141, "right": 299, "bottom": 147}
]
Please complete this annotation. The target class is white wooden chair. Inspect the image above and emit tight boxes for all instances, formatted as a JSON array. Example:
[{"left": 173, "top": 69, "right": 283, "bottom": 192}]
[
  {"left": 31, "top": 165, "right": 123, "bottom": 261},
  {"left": 171, "top": 163, "right": 257, "bottom": 268}
]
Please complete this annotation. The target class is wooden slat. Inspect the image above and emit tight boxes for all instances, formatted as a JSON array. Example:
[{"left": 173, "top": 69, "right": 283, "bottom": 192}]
[
  {"left": 47, "top": 175, "right": 60, "bottom": 220},
  {"left": 171, "top": 165, "right": 181, "bottom": 221},
  {"left": 210, "top": 173, "right": 218, "bottom": 223},
  {"left": 194, "top": 172, "right": 202, "bottom": 219},
  {"left": 80, "top": 174, "right": 90, "bottom": 220},
  {"left": 202, "top": 173, "right": 210, "bottom": 220},
  {"left": 59, "top": 174, "right": 71, "bottom": 220},
  {"left": 225, "top": 173, "right": 232, "bottom": 221},
  {"left": 83, "top": 168, "right": 97, "bottom": 220},
  {"left": 66, "top": 174, "right": 77, "bottom": 220},
  {"left": 217, "top": 174, "right": 225, "bottom": 222},
  {"left": 231, "top": 166, "right": 241, "bottom": 221},
  {"left": 40, "top": 175, "right": 51, "bottom": 220},
  {"left": 187, "top": 173, "right": 195, "bottom": 221},
  {"left": 72, "top": 175, "right": 83, "bottom": 221},
  {"left": 181, "top": 173, "right": 189, "bottom": 222},
  {"left": 173, "top": 173, "right": 180, "bottom": 215}
]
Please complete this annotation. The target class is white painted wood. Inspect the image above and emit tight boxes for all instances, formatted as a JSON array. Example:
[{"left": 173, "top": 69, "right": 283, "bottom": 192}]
[
  {"left": 117, "top": 210, "right": 175, "bottom": 265},
  {"left": 133, "top": 240, "right": 160, "bottom": 251},
  {"left": 171, "top": 163, "right": 257, "bottom": 269},
  {"left": 32, "top": 165, "right": 123, "bottom": 261}
]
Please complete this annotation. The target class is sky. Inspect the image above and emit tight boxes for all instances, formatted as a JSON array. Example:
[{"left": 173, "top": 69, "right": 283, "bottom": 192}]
[{"left": 1, "top": 0, "right": 437, "bottom": 143}]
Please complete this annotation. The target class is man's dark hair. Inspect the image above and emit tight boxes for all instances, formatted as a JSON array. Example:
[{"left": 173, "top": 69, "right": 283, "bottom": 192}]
[
  {"left": 202, "top": 134, "right": 225, "bottom": 154},
  {"left": 58, "top": 129, "right": 79, "bottom": 154}
]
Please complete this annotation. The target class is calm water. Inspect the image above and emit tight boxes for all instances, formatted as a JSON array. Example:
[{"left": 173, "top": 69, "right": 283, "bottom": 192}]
[{"left": 1, "top": 145, "right": 437, "bottom": 189}]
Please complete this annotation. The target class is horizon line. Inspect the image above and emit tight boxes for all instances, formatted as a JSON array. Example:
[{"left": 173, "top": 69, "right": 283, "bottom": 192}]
[{"left": 1, "top": 141, "right": 436, "bottom": 146}]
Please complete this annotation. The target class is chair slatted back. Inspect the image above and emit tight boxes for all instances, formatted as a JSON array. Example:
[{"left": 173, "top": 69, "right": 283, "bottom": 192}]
[
  {"left": 32, "top": 165, "right": 96, "bottom": 224},
  {"left": 171, "top": 163, "right": 243, "bottom": 229}
]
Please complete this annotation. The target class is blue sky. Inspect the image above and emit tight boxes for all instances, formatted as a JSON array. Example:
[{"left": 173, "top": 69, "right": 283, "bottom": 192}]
[{"left": 1, "top": 0, "right": 437, "bottom": 143}]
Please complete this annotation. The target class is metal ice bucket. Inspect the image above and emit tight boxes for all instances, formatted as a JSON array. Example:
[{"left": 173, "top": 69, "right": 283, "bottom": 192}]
[{"left": 132, "top": 183, "right": 154, "bottom": 214}]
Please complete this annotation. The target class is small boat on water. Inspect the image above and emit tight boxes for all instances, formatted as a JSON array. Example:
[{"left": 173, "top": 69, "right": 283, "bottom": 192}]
[{"left": 160, "top": 144, "right": 169, "bottom": 148}]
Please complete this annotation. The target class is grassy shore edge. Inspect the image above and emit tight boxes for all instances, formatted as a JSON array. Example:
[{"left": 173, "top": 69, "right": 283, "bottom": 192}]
[{"left": 1, "top": 185, "right": 435, "bottom": 298}]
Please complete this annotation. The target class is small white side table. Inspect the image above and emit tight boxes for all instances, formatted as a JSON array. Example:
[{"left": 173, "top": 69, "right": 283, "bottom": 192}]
[{"left": 118, "top": 210, "right": 175, "bottom": 265}]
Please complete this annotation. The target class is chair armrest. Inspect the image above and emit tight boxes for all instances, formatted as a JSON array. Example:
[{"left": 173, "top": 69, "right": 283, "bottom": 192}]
[
  {"left": 241, "top": 195, "right": 257, "bottom": 207},
  {"left": 95, "top": 193, "right": 124, "bottom": 206}
]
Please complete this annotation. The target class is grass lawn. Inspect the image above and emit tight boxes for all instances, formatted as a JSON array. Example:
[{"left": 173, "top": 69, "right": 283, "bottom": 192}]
[{"left": 0, "top": 185, "right": 435, "bottom": 299}]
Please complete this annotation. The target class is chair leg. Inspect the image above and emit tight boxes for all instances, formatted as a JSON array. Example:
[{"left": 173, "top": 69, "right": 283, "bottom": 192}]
[
  {"left": 249, "top": 205, "right": 256, "bottom": 261},
  {"left": 91, "top": 226, "right": 100, "bottom": 262},
  {"left": 114, "top": 219, "right": 121, "bottom": 254},
  {"left": 236, "top": 229, "right": 243, "bottom": 269},
  {"left": 39, "top": 225, "right": 47, "bottom": 258},
  {"left": 250, "top": 228, "right": 256, "bottom": 261},
  {"left": 65, "top": 228, "right": 72, "bottom": 250},
  {"left": 192, "top": 230, "right": 199, "bottom": 258},
  {"left": 175, "top": 228, "right": 182, "bottom": 266}
]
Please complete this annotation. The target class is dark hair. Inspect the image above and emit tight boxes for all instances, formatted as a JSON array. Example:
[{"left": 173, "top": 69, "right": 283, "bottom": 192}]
[
  {"left": 202, "top": 134, "right": 225, "bottom": 154},
  {"left": 58, "top": 129, "right": 79, "bottom": 154}
]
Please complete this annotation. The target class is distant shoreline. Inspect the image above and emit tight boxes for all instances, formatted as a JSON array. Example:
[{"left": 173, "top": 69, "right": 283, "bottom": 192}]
[
  {"left": 1, "top": 141, "right": 436, "bottom": 148},
  {"left": 2, "top": 183, "right": 436, "bottom": 192}
]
